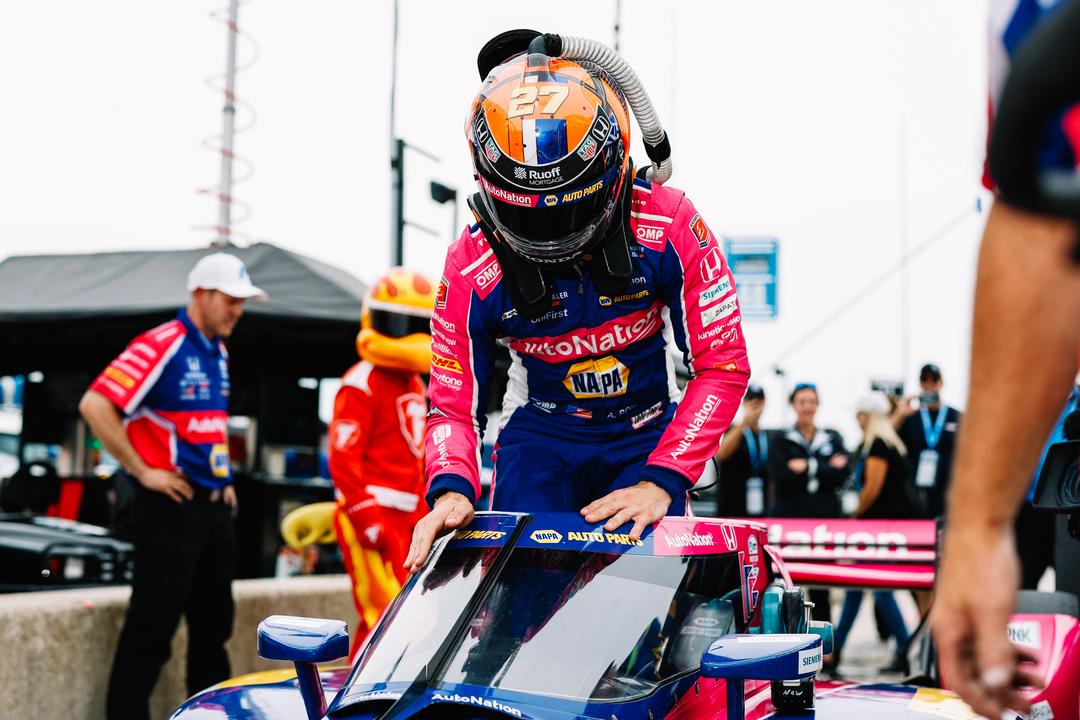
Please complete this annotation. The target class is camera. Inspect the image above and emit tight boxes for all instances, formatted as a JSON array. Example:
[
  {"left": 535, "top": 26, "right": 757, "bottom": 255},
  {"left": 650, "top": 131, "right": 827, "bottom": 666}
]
[{"left": 1032, "top": 439, "right": 1080, "bottom": 512}]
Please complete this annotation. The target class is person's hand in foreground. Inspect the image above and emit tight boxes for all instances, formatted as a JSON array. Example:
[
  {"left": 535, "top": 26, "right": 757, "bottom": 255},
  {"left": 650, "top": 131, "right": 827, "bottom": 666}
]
[
  {"left": 404, "top": 491, "right": 474, "bottom": 573},
  {"left": 933, "top": 523, "right": 1043, "bottom": 717},
  {"left": 580, "top": 481, "right": 672, "bottom": 541}
]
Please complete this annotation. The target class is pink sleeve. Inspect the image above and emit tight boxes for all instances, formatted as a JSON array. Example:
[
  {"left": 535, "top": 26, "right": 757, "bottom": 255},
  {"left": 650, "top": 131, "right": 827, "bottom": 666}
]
[
  {"left": 647, "top": 196, "right": 750, "bottom": 487},
  {"left": 424, "top": 238, "right": 496, "bottom": 507}
]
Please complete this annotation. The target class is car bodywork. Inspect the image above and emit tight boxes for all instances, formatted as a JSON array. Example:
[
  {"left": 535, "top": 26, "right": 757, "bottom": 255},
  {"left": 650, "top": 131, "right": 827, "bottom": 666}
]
[{"left": 171, "top": 512, "right": 1078, "bottom": 719}]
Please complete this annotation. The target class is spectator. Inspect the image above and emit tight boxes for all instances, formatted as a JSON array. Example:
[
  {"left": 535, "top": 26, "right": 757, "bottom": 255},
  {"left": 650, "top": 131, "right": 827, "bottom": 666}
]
[
  {"left": 893, "top": 363, "right": 961, "bottom": 518},
  {"left": 827, "top": 393, "right": 922, "bottom": 676},
  {"left": 768, "top": 382, "right": 849, "bottom": 623},
  {"left": 79, "top": 253, "right": 265, "bottom": 720},
  {"left": 714, "top": 384, "right": 769, "bottom": 517}
]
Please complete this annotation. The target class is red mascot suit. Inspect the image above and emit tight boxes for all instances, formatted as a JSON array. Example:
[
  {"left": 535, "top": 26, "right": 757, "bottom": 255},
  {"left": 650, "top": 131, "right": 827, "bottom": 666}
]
[{"left": 328, "top": 268, "right": 434, "bottom": 656}]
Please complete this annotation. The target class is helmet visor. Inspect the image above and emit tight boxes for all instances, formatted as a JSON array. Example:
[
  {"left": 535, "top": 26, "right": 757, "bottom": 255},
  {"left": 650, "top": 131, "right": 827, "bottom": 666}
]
[{"left": 478, "top": 165, "right": 622, "bottom": 262}]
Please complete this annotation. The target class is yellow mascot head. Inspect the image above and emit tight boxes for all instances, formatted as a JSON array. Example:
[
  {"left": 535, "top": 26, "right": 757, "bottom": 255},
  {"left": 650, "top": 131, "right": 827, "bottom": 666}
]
[{"left": 356, "top": 268, "right": 435, "bottom": 374}]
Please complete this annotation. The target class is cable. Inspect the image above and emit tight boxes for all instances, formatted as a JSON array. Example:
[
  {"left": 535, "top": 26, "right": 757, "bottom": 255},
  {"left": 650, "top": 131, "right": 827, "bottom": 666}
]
[{"left": 771, "top": 201, "right": 982, "bottom": 368}]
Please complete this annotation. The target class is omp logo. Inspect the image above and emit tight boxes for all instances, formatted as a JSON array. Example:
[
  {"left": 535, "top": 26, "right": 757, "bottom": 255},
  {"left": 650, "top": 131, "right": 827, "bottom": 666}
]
[
  {"left": 511, "top": 305, "right": 662, "bottom": 359},
  {"left": 431, "top": 353, "right": 462, "bottom": 374},
  {"left": 187, "top": 416, "right": 227, "bottom": 435},
  {"left": 670, "top": 394, "right": 720, "bottom": 459},
  {"left": 454, "top": 530, "right": 506, "bottom": 541},
  {"left": 663, "top": 532, "right": 715, "bottom": 549},
  {"left": 530, "top": 529, "right": 563, "bottom": 544},
  {"left": 474, "top": 260, "right": 501, "bottom": 288},
  {"left": 701, "top": 296, "right": 739, "bottom": 328},
  {"left": 636, "top": 226, "right": 665, "bottom": 243},
  {"left": 563, "top": 356, "right": 629, "bottom": 399},
  {"left": 699, "top": 278, "right": 732, "bottom": 306}
]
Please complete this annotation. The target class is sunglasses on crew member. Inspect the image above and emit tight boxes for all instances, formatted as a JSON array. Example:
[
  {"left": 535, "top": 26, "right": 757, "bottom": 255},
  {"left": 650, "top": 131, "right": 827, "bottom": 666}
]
[{"left": 369, "top": 309, "right": 431, "bottom": 339}]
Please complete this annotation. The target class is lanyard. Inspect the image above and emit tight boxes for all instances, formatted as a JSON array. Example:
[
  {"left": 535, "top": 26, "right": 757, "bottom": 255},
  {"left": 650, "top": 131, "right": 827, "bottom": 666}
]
[
  {"left": 919, "top": 405, "right": 949, "bottom": 450},
  {"left": 743, "top": 428, "right": 768, "bottom": 475}
]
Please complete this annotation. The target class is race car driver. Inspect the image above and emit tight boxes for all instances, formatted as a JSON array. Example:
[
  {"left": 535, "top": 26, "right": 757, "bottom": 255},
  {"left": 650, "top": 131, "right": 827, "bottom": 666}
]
[
  {"left": 406, "top": 32, "right": 750, "bottom": 572},
  {"left": 328, "top": 268, "right": 434, "bottom": 650}
]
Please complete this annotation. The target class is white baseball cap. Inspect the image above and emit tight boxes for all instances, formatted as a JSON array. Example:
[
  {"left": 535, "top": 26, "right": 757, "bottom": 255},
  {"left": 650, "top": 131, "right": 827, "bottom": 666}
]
[{"left": 187, "top": 252, "right": 268, "bottom": 300}]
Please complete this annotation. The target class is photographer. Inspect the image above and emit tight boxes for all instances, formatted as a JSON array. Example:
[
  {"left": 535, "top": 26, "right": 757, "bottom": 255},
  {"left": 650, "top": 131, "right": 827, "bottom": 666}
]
[
  {"left": 893, "top": 364, "right": 961, "bottom": 519},
  {"left": 714, "top": 384, "right": 769, "bottom": 517}
]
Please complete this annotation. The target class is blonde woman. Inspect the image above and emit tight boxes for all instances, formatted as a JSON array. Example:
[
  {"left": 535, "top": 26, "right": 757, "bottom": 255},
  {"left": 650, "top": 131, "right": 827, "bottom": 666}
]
[{"left": 825, "top": 393, "right": 922, "bottom": 677}]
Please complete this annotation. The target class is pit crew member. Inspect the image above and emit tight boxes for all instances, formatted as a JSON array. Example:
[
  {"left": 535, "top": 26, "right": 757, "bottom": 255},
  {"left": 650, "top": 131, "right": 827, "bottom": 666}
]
[{"left": 79, "top": 253, "right": 265, "bottom": 720}]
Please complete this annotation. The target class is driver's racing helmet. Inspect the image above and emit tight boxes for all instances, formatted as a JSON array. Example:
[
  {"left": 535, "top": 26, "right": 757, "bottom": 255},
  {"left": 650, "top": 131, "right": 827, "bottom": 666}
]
[
  {"left": 356, "top": 268, "right": 435, "bottom": 374},
  {"left": 466, "top": 52, "right": 632, "bottom": 264}
]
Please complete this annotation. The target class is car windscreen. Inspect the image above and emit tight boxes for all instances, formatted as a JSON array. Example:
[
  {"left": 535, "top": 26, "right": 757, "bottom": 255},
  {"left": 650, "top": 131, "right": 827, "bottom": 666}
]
[
  {"left": 435, "top": 548, "right": 744, "bottom": 702},
  {"left": 346, "top": 544, "right": 503, "bottom": 693}
]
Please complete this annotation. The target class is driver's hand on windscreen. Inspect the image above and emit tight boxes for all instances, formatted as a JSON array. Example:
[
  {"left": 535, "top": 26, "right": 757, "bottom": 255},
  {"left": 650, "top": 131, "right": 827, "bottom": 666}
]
[
  {"left": 932, "top": 524, "right": 1043, "bottom": 717},
  {"left": 404, "top": 491, "right": 475, "bottom": 574},
  {"left": 580, "top": 481, "right": 672, "bottom": 541}
]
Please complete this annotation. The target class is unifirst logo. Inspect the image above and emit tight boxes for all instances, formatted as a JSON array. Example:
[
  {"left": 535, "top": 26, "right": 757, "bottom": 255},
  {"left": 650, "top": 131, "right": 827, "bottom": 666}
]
[
  {"left": 563, "top": 356, "right": 629, "bottom": 399},
  {"left": 670, "top": 394, "right": 720, "bottom": 459}
]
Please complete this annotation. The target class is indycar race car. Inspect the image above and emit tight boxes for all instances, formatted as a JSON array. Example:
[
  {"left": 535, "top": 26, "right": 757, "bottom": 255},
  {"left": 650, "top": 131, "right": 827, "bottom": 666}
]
[{"left": 170, "top": 512, "right": 1080, "bottom": 719}]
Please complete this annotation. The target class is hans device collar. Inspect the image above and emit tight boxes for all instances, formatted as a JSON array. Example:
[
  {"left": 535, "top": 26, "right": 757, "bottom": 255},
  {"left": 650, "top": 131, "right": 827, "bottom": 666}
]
[{"left": 468, "top": 163, "right": 637, "bottom": 321}]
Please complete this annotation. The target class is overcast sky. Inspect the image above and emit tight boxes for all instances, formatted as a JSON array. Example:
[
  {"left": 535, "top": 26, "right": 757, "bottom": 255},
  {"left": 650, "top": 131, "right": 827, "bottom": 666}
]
[{"left": 0, "top": 0, "right": 990, "bottom": 439}]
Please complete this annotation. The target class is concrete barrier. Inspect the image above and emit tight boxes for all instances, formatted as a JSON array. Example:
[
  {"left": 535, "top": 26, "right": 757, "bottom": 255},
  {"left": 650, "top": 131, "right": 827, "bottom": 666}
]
[{"left": 0, "top": 575, "right": 359, "bottom": 720}]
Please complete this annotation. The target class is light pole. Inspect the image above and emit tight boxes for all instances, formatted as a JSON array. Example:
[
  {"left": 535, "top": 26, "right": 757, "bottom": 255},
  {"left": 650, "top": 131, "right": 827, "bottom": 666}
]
[{"left": 430, "top": 181, "right": 459, "bottom": 244}]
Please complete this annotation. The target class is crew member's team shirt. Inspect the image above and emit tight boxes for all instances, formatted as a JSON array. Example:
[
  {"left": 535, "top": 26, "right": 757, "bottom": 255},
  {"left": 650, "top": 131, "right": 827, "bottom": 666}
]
[{"left": 90, "top": 309, "right": 232, "bottom": 489}]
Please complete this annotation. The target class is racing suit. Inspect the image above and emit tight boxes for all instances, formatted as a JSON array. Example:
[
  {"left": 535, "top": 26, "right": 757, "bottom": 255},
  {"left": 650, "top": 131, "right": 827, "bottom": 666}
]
[
  {"left": 328, "top": 360, "right": 427, "bottom": 643},
  {"left": 425, "top": 179, "right": 750, "bottom": 514}
]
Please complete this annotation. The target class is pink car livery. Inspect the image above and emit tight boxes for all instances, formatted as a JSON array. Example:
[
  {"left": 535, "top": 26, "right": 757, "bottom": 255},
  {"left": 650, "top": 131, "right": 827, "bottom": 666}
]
[{"left": 424, "top": 177, "right": 750, "bottom": 510}]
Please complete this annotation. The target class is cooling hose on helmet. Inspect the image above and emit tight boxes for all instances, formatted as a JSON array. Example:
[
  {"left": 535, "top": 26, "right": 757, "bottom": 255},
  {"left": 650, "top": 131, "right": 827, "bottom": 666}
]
[{"left": 539, "top": 33, "right": 673, "bottom": 185}]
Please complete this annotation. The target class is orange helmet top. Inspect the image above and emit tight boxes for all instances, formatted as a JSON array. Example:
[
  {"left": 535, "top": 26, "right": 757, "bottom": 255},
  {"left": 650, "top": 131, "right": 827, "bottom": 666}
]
[
  {"left": 467, "top": 52, "right": 632, "bottom": 263},
  {"left": 357, "top": 268, "right": 435, "bottom": 374}
]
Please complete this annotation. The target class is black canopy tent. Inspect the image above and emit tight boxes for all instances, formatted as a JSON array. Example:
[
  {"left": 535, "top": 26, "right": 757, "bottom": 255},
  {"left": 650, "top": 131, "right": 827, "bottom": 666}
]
[
  {"left": 0, "top": 243, "right": 368, "bottom": 575},
  {"left": 0, "top": 243, "right": 367, "bottom": 449}
]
